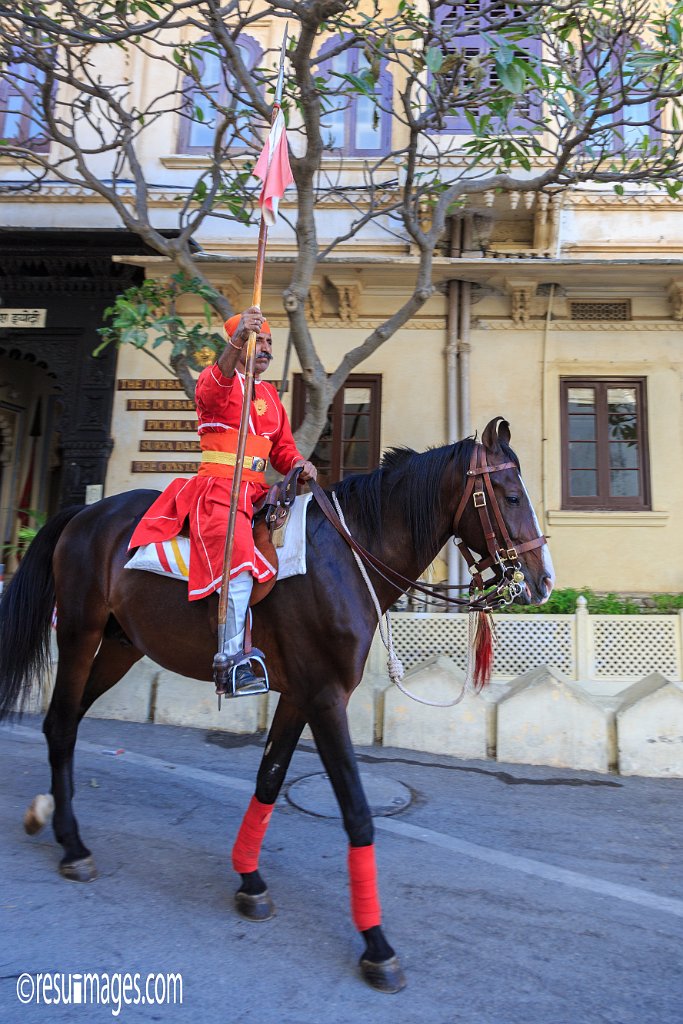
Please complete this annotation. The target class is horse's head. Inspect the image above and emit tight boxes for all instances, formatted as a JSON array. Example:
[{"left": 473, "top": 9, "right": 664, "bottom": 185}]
[{"left": 454, "top": 417, "right": 554, "bottom": 606}]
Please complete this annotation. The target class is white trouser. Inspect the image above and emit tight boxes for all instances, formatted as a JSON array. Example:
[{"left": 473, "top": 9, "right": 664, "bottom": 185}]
[{"left": 224, "top": 571, "right": 254, "bottom": 657}]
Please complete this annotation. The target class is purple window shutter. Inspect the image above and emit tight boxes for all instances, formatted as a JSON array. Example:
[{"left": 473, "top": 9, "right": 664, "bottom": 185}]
[
  {"left": 0, "top": 62, "right": 50, "bottom": 152},
  {"left": 318, "top": 38, "right": 392, "bottom": 156},
  {"left": 432, "top": 2, "right": 541, "bottom": 134},
  {"left": 178, "top": 35, "right": 263, "bottom": 153}
]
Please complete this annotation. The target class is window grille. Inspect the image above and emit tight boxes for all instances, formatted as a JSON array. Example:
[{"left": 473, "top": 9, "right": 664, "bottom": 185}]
[{"left": 569, "top": 301, "right": 631, "bottom": 321}]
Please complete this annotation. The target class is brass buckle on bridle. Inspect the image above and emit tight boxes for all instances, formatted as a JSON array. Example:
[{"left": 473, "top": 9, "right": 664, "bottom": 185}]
[{"left": 473, "top": 490, "right": 486, "bottom": 508}]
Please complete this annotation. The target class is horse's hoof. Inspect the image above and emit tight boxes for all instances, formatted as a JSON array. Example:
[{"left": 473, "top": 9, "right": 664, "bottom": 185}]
[
  {"left": 360, "top": 955, "right": 407, "bottom": 994},
  {"left": 23, "top": 794, "right": 55, "bottom": 835},
  {"left": 235, "top": 889, "right": 275, "bottom": 922},
  {"left": 59, "top": 856, "right": 98, "bottom": 883}
]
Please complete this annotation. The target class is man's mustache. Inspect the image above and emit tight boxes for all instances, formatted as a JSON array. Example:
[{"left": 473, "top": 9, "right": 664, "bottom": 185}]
[{"left": 256, "top": 352, "right": 273, "bottom": 362}]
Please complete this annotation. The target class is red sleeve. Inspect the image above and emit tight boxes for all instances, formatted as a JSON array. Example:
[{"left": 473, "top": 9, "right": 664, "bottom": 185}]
[
  {"left": 267, "top": 384, "right": 304, "bottom": 475},
  {"left": 195, "top": 364, "right": 235, "bottom": 423}
]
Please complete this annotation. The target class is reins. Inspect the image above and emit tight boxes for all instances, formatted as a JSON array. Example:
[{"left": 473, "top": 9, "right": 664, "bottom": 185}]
[
  {"left": 307, "top": 443, "right": 548, "bottom": 703},
  {"left": 309, "top": 443, "right": 547, "bottom": 614}
]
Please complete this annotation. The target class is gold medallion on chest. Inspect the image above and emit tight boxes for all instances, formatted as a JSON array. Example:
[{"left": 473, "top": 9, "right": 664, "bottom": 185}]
[{"left": 254, "top": 397, "right": 268, "bottom": 416}]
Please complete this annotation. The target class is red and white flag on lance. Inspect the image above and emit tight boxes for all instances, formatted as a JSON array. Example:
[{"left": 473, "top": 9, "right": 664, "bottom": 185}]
[{"left": 253, "top": 108, "right": 293, "bottom": 226}]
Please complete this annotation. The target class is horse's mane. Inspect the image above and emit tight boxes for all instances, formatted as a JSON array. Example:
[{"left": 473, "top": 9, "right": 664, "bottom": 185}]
[{"left": 332, "top": 437, "right": 519, "bottom": 565}]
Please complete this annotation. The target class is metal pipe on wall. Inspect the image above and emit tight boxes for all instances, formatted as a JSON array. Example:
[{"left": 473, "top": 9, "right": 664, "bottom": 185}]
[
  {"left": 446, "top": 218, "right": 466, "bottom": 600},
  {"left": 458, "top": 280, "right": 472, "bottom": 440}
]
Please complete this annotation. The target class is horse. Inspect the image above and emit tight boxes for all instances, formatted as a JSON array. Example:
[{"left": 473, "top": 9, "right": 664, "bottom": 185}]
[{"left": 0, "top": 416, "right": 553, "bottom": 993}]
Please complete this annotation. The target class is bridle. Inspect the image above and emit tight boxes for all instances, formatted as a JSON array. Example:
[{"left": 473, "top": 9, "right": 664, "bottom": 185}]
[
  {"left": 308, "top": 442, "right": 547, "bottom": 611},
  {"left": 452, "top": 444, "right": 547, "bottom": 608}
]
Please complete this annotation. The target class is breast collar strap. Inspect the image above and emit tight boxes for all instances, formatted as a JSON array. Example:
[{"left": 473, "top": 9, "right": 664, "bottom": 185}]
[{"left": 453, "top": 444, "right": 547, "bottom": 596}]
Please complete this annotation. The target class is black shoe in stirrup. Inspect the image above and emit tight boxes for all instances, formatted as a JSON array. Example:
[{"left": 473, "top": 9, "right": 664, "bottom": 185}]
[
  {"left": 233, "top": 663, "right": 269, "bottom": 696},
  {"left": 213, "top": 647, "right": 270, "bottom": 700}
]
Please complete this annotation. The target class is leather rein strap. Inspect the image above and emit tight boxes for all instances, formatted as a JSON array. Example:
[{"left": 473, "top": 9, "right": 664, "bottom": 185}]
[
  {"left": 309, "top": 443, "right": 546, "bottom": 611},
  {"left": 308, "top": 480, "right": 472, "bottom": 606}
]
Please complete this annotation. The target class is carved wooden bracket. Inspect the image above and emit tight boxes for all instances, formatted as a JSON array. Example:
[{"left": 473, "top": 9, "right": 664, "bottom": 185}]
[
  {"left": 326, "top": 274, "right": 364, "bottom": 323},
  {"left": 668, "top": 279, "right": 683, "bottom": 320},
  {"left": 219, "top": 274, "right": 243, "bottom": 313},
  {"left": 503, "top": 278, "right": 538, "bottom": 325},
  {"left": 306, "top": 282, "right": 325, "bottom": 324}
]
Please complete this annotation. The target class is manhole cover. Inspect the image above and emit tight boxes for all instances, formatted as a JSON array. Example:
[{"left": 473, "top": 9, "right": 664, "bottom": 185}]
[{"left": 286, "top": 771, "right": 412, "bottom": 818}]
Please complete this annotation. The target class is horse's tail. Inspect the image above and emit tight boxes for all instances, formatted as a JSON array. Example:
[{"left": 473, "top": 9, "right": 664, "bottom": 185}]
[{"left": 0, "top": 505, "right": 84, "bottom": 720}]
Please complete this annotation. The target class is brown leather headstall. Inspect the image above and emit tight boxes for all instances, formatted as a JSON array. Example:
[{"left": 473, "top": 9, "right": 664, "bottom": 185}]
[{"left": 452, "top": 444, "right": 546, "bottom": 600}]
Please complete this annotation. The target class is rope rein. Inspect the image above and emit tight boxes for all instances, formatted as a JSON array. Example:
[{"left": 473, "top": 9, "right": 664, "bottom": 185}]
[{"left": 331, "top": 491, "right": 471, "bottom": 708}]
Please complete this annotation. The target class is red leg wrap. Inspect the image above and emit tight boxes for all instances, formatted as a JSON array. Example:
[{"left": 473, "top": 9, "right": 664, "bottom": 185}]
[
  {"left": 348, "top": 844, "right": 382, "bottom": 931},
  {"left": 231, "top": 796, "right": 274, "bottom": 874}
]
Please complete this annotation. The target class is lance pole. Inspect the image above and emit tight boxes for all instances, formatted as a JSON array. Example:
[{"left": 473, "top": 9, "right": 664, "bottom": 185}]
[{"left": 214, "top": 26, "right": 289, "bottom": 662}]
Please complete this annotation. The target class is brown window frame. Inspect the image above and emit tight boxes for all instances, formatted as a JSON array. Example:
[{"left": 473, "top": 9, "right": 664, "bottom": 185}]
[
  {"left": 560, "top": 376, "right": 650, "bottom": 511},
  {"left": 292, "top": 373, "right": 382, "bottom": 486}
]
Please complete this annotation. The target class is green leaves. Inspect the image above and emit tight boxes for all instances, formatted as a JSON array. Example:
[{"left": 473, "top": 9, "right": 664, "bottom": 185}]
[
  {"left": 496, "top": 61, "right": 526, "bottom": 96},
  {"left": 425, "top": 46, "right": 444, "bottom": 75},
  {"left": 96, "top": 273, "right": 227, "bottom": 371}
]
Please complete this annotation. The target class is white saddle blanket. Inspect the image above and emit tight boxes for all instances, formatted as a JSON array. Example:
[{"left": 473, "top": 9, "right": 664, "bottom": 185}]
[{"left": 126, "top": 492, "right": 312, "bottom": 583}]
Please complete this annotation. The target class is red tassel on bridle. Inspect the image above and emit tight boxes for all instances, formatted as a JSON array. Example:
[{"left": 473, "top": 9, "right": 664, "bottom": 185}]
[{"left": 470, "top": 610, "right": 496, "bottom": 690}]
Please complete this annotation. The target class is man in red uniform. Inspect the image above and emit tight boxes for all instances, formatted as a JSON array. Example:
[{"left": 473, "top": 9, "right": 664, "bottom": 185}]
[{"left": 129, "top": 307, "right": 316, "bottom": 694}]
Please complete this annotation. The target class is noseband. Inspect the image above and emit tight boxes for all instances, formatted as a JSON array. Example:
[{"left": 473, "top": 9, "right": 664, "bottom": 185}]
[{"left": 452, "top": 444, "right": 547, "bottom": 606}]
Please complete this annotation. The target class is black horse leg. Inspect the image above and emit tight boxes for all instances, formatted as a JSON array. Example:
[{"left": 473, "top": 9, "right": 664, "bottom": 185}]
[
  {"left": 308, "top": 697, "right": 406, "bottom": 993},
  {"left": 36, "top": 630, "right": 141, "bottom": 881},
  {"left": 232, "top": 697, "right": 306, "bottom": 920}
]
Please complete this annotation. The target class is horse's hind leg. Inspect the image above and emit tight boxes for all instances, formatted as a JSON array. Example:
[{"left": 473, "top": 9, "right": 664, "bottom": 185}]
[
  {"left": 38, "top": 626, "right": 142, "bottom": 882},
  {"left": 231, "top": 697, "right": 306, "bottom": 921},
  {"left": 308, "top": 698, "right": 406, "bottom": 993}
]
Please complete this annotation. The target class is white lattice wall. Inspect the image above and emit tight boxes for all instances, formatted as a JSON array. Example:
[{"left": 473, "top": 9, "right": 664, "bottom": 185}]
[
  {"left": 390, "top": 610, "right": 683, "bottom": 683},
  {"left": 491, "top": 617, "right": 575, "bottom": 678},
  {"left": 590, "top": 616, "right": 680, "bottom": 680}
]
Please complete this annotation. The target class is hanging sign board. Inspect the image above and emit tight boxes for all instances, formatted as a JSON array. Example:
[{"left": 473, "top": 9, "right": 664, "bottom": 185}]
[{"left": 0, "top": 309, "right": 47, "bottom": 328}]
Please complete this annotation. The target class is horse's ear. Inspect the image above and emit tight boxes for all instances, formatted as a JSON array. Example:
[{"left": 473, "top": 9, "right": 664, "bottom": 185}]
[{"left": 482, "top": 417, "right": 511, "bottom": 452}]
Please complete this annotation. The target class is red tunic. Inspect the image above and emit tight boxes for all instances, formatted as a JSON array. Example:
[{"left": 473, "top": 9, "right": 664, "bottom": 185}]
[{"left": 129, "top": 364, "right": 303, "bottom": 600}]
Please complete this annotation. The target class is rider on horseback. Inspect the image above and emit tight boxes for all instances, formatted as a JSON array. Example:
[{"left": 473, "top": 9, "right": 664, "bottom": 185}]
[{"left": 129, "top": 307, "right": 317, "bottom": 694}]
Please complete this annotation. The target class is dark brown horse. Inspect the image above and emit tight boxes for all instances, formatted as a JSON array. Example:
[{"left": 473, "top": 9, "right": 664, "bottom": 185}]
[{"left": 0, "top": 417, "right": 553, "bottom": 993}]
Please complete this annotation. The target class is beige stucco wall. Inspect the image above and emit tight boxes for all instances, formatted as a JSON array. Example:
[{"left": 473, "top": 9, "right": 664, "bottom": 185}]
[
  {"left": 106, "top": 263, "right": 683, "bottom": 597},
  {"left": 467, "top": 310, "right": 683, "bottom": 593}
]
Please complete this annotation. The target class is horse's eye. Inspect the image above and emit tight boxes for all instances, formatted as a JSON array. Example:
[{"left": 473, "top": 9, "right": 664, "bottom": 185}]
[{"left": 506, "top": 495, "right": 521, "bottom": 506}]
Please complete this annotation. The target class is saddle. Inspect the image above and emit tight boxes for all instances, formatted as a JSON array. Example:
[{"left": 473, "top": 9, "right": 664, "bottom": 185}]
[{"left": 250, "top": 465, "right": 304, "bottom": 606}]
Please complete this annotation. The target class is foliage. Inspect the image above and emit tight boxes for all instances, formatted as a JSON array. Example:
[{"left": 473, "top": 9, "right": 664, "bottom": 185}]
[
  {"left": 1, "top": 2, "right": 682, "bottom": 449},
  {"left": 2, "top": 509, "right": 46, "bottom": 561},
  {"left": 97, "top": 273, "right": 225, "bottom": 388},
  {"left": 502, "top": 587, "right": 683, "bottom": 614}
]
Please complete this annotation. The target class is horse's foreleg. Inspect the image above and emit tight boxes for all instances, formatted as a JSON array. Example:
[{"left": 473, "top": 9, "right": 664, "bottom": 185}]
[
  {"left": 308, "top": 698, "right": 406, "bottom": 994},
  {"left": 232, "top": 697, "right": 306, "bottom": 920}
]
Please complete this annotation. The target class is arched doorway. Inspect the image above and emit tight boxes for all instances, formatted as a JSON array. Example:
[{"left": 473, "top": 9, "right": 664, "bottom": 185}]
[{"left": 0, "top": 352, "right": 63, "bottom": 573}]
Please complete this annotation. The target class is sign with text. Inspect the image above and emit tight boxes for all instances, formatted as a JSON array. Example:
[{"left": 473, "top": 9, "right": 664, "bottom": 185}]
[
  {"left": 118, "top": 378, "right": 185, "bottom": 391},
  {"left": 127, "top": 399, "right": 195, "bottom": 412},
  {"left": 143, "top": 419, "right": 196, "bottom": 432},
  {"left": 0, "top": 309, "right": 46, "bottom": 328},
  {"left": 131, "top": 461, "right": 199, "bottom": 473},
  {"left": 139, "top": 439, "right": 200, "bottom": 452}
]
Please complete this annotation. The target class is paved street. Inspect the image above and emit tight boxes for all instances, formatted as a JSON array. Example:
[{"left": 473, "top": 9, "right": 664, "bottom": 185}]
[{"left": 1, "top": 714, "right": 681, "bottom": 1024}]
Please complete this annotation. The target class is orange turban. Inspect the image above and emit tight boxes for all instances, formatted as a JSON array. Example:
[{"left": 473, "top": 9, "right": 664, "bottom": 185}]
[{"left": 224, "top": 314, "right": 271, "bottom": 339}]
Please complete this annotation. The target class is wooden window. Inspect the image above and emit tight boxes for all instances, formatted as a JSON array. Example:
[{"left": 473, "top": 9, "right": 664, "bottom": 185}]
[
  {"left": 178, "top": 36, "right": 262, "bottom": 153},
  {"left": 560, "top": 378, "right": 650, "bottom": 511},
  {"left": 292, "top": 374, "right": 382, "bottom": 489},
  {"left": 433, "top": 2, "right": 542, "bottom": 133},
  {"left": 0, "top": 62, "right": 49, "bottom": 152},
  {"left": 316, "top": 40, "right": 393, "bottom": 156},
  {"left": 583, "top": 45, "right": 659, "bottom": 155}
]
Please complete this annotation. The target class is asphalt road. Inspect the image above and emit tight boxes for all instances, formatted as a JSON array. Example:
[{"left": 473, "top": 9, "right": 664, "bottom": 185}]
[{"left": 1, "top": 715, "right": 682, "bottom": 1024}]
